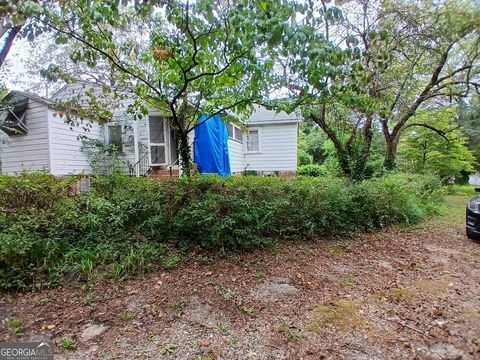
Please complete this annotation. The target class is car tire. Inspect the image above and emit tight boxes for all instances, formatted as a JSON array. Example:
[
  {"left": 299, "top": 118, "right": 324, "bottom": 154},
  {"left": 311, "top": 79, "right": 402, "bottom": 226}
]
[{"left": 467, "top": 227, "right": 480, "bottom": 240}]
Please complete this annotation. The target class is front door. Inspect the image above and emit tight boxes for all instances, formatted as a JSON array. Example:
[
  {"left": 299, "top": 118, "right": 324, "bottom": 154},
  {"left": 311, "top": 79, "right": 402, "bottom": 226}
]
[{"left": 148, "top": 116, "right": 167, "bottom": 166}]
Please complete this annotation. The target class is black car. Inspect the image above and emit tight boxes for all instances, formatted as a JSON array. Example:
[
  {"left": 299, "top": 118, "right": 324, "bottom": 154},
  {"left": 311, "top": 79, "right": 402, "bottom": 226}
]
[{"left": 467, "top": 188, "right": 480, "bottom": 240}]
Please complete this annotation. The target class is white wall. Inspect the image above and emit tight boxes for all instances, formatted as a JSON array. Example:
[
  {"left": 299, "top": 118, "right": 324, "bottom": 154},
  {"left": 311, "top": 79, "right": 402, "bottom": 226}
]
[
  {"left": 0, "top": 99, "right": 50, "bottom": 174},
  {"left": 470, "top": 173, "right": 480, "bottom": 186},
  {"left": 48, "top": 109, "right": 103, "bottom": 175},
  {"left": 228, "top": 138, "right": 245, "bottom": 173},
  {"left": 244, "top": 123, "right": 298, "bottom": 172}
]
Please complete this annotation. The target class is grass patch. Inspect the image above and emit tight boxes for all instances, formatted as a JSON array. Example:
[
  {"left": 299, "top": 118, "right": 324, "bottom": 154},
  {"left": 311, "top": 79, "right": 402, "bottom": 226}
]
[
  {"left": 308, "top": 299, "right": 367, "bottom": 333},
  {"left": 376, "top": 287, "right": 414, "bottom": 303},
  {"left": 412, "top": 277, "right": 451, "bottom": 298},
  {"left": 327, "top": 241, "right": 353, "bottom": 257},
  {"left": 444, "top": 184, "right": 477, "bottom": 196},
  {"left": 278, "top": 322, "right": 301, "bottom": 343},
  {"left": 435, "top": 195, "right": 469, "bottom": 226},
  {"left": 8, "top": 317, "right": 23, "bottom": 337},
  {"left": 119, "top": 312, "right": 134, "bottom": 322},
  {"left": 463, "top": 308, "right": 480, "bottom": 324}
]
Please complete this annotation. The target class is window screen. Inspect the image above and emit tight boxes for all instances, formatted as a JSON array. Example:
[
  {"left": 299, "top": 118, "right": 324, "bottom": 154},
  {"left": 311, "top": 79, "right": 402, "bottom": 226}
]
[
  {"left": 108, "top": 125, "right": 123, "bottom": 151},
  {"left": 150, "top": 145, "right": 166, "bottom": 164},
  {"left": 149, "top": 117, "right": 165, "bottom": 143},
  {"left": 246, "top": 130, "right": 259, "bottom": 152}
]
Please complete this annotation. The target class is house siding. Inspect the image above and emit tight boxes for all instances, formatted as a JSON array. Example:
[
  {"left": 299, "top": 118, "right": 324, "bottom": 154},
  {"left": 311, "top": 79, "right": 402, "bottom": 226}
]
[
  {"left": 228, "top": 138, "right": 245, "bottom": 173},
  {"left": 0, "top": 99, "right": 50, "bottom": 174},
  {"left": 48, "top": 110, "right": 103, "bottom": 175},
  {"left": 244, "top": 123, "right": 298, "bottom": 172}
]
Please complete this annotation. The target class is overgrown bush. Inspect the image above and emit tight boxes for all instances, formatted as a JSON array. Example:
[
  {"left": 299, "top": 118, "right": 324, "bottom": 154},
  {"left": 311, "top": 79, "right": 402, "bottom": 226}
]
[
  {"left": 0, "top": 172, "right": 442, "bottom": 289},
  {"left": 297, "top": 164, "right": 327, "bottom": 177}
]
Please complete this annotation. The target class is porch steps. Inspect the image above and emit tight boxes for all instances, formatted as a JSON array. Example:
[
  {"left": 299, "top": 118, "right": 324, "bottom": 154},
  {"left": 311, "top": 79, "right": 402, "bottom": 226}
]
[{"left": 148, "top": 167, "right": 180, "bottom": 178}]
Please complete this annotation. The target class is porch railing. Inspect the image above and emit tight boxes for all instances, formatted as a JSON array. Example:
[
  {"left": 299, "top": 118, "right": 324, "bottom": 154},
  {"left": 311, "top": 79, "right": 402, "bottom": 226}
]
[
  {"left": 129, "top": 150, "right": 151, "bottom": 177},
  {"left": 129, "top": 152, "right": 180, "bottom": 177}
]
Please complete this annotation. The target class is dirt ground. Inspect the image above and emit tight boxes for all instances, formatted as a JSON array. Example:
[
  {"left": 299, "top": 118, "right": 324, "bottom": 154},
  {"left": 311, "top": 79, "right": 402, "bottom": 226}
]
[{"left": 1, "top": 195, "right": 480, "bottom": 360}]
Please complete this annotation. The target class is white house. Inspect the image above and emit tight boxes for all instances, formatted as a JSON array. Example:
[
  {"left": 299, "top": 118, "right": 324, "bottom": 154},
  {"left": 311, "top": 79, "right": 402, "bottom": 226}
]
[{"left": 0, "top": 84, "right": 301, "bottom": 176}]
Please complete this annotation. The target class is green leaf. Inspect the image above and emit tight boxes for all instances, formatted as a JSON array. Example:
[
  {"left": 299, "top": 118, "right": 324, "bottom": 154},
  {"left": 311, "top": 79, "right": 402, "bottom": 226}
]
[{"left": 55, "top": 35, "right": 69, "bottom": 45}]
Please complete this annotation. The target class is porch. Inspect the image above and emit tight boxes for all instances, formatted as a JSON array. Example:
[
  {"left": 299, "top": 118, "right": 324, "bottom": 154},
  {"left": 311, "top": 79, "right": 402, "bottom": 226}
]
[{"left": 128, "top": 116, "right": 181, "bottom": 177}]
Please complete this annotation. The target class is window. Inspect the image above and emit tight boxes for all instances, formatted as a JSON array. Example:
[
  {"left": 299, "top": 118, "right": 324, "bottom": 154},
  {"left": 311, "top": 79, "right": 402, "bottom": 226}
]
[
  {"left": 0, "top": 97, "right": 28, "bottom": 136},
  {"left": 235, "top": 127, "right": 243, "bottom": 142},
  {"left": 228, "top": 123, "right": 244, "bottom": 142},
  {"left": 246, "top": 129, "right": 260, "bottom": 152},
  {"left": 107, "top": 124, "right": 123, "bottom": 152}
]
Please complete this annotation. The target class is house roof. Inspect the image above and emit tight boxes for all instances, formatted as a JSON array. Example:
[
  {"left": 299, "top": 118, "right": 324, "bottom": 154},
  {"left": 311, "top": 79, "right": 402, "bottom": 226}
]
[
  {"left": 246, "top": 105, "right": 302, "bottom": 125},
  {"left": 4, "top": 90, "right": 53, "bottom": 106}
]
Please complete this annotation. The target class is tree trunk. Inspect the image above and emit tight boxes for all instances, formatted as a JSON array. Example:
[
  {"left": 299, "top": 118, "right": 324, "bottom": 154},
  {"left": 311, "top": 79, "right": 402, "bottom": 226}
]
[
  {"left": 384, "top": 134, "right": 399, "bottom": 170},
  {"left": 351, "top": 118, "right": 374, "bottom": 180},
  {"left": 177, "top": 131, "right": 192, "bottom": 176},
  {"left": 0, "top": 26, "right": 21, "bottom": 68},
  {"left": 310, "top": 106, "right": 352, "bottom": 178}
]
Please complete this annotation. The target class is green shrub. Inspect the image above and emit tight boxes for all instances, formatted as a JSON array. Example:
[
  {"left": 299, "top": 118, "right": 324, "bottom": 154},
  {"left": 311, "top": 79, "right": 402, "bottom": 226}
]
[
  {"left": 298, "top": 149, "right": 313, "bottom": 166},
  {"left": 297, "top": 164, "right": 327, "bottom": 177},
  {"left": 0, "top": 172, "right": 442, "bottom": 289}
]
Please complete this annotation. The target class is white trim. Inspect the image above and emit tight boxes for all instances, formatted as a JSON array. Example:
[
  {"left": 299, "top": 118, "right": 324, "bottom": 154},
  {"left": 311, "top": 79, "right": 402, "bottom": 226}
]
[
  {"left": 246, "top": 120, "right": 301, "bottom": 125},
  {"left": 244, "top": 127, "right": 261, "bottom": 154},
  {"left": 147, "top": 116, "right": 168, "bottom": 166},
  {"left": 46, "top": 109, "right": 54, "bottom": 173},
  {"left": 133, "top": 120, "right": 140, "bottom": 176}
]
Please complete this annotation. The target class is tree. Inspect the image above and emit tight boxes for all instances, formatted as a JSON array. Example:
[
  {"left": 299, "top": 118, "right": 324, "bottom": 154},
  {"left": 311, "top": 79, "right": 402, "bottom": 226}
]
[
  {"left": 29, "top": 0, "right": 292, "bottom": 174},
  {"left": 273, "top": 0, "right": 378, "bottom": 180},
  {"left": 0, "top": 1, "right": 43, "bottom": 69},
  {"left": 365, "top": 0, "right": 480, "bottom": 169},
  {"left": 398, "top": 106, "right": 475, "bottom": 181},
  {"left": 458, "top": 94, "right": 480, "bottom": 169}
]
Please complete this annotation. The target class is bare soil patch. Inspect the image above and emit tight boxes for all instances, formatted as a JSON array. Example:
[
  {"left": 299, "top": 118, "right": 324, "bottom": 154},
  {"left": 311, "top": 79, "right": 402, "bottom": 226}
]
[{"left": 1, "top": 196, "right": 479, "bottom": 359}]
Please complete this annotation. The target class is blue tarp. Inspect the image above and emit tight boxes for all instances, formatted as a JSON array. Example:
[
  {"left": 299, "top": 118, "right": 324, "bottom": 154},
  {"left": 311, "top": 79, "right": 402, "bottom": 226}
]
[{"left": 194, "top": 114, "right": 231, "bottom": 176}]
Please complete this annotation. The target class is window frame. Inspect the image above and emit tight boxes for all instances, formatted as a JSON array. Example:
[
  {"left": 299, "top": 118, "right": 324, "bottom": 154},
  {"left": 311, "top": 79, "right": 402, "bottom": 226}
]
[{"left": 245, "top": 127, "right": 261, "bottom": 153}]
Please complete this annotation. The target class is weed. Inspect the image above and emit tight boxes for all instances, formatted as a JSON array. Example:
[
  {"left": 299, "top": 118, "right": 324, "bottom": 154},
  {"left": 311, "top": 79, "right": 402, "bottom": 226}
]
[
  {"left": 59, "top": 337, "right": 77, "bottom": 350},
  {"left": 168, "top": 300, "right": 185, "bottom": 319},
  {"left": 36, "top": 297, "right": 51, "bottom": 306},
  {"left": 328, "top": 242, "right": 352, "bottom": 256},
  {"left": 147, "top": 331, "right": 159, "bottom": 342},
  {"left": 216, "top": 285, "right": 234, "bottom": 300},
  {"left": 376, "top": 287, "right": 413, "bottom": 303},
  {"left": 196, "top": 355, "right": 214, "bottom": 360},
  {"left": 119, "top": 312, "right": 134, "bottom": 322},
  {"left": 8, "top": 317, "right": 23, "bottom": 337},
  {"left": 84, "top": 293, "right": 96, "bottom": 306},
  {"left": 278, "top": 322, "right": 301, "bottom": 343},
  {"left": 218, "top": 324, "right": 230, "bottom": 335},
  {"left": 285, "top": 250, "right": 297, "bottom": 262},
  {"left": 163, "top": 254, "right": 181, "bottom": 269},
  {"left": 240, "top": 305, "right": 255, "bottom": 315},
  {"left": 160, "top": 342, "right": 177, "bottom": 355}
]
